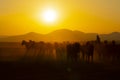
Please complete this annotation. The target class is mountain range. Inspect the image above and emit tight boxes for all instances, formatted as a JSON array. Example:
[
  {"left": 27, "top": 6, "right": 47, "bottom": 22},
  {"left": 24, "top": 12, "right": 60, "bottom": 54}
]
[{"left": 0, "top": 29, "right": 120, "bottom": 42}]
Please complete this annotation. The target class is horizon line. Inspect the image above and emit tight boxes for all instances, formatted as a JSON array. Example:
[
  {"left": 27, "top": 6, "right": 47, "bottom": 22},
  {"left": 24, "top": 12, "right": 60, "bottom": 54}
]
[{"left": 0, "top": 28, "right": 120, "bottom": 36}]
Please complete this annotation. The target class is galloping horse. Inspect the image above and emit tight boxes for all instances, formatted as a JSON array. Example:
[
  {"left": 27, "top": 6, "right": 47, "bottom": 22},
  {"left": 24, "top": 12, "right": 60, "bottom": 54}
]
[
  {"left": 66, "top": 42, "right": 81, "bottom": 62},
  {"left": 21, "top": 40, "right": 34, "bottom": 50},
  {"left": 21, "top": 40, "right": 39, "bottom": 57},
  {"left": 81, "top": 41, "right": 94, "bottom": 63},
  {"left": 94, "top": 41, "right": 120, "bottom": 63}
]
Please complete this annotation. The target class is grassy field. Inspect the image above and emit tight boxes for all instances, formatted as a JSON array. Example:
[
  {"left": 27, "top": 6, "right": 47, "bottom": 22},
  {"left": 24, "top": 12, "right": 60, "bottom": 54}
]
[
  {"left": 0, "top": 61, "right": 120, "bottom": 80},
  {"left": 0, "top": 42, "right": 120, "bottom": 80}
]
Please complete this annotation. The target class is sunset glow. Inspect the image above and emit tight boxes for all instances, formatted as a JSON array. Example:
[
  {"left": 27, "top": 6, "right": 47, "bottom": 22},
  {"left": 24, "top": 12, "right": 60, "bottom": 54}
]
[
  {"left": 41, "top": 9, "right": 57, "bottom": 23},
  {"left": 0, "top": 0, "right": 120, "bottom": 35}
]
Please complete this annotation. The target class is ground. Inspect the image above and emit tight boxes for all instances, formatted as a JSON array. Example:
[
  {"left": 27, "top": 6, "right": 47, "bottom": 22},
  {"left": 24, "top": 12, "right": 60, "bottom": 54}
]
[{"left": 0, "top": 61, "right": 120, "bottom": 80}]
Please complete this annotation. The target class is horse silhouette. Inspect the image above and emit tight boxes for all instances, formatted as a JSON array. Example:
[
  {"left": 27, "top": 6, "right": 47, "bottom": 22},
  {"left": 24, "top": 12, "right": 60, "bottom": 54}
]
[
  {"left": 21, "top": 40, "right": 41, "bottom": 57},
  {"left": 66, "top": 42, "right": 81, "bottom": 62},
  {"left": 54, "top": 42, "right": 67, "bottom": 61},
  {"left": 21, "top": 40, "right": 34, "bottom": 50},
  {"left": 44, "top": 42, "right": 55, "bottom": 59},
  {"left": 81, "top": 41, "right": 94, "bottom": 63},
  {"left": 94, "top": 40, "right": 120, "bottom": 63}
]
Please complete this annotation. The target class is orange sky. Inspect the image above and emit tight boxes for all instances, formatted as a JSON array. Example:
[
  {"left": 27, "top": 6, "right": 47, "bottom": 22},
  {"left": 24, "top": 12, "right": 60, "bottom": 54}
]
[{"left": 0, "top": 0, "right": 120, "bottom": 35}]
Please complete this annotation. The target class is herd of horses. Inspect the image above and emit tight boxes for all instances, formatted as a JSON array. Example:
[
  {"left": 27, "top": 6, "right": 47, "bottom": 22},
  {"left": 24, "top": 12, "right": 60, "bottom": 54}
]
[{"left": 21, "top": 35, "right": 120, "bottom": 63}]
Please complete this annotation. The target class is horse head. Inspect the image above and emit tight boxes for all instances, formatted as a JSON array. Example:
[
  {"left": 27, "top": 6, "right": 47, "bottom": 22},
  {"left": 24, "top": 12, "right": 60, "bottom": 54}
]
[{"left": 21, "top": 40, "right": 27, "bottom": 46}]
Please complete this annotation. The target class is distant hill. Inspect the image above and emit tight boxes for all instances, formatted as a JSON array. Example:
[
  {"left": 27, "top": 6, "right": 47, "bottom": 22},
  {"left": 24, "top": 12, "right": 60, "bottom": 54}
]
[
  {"left": 100, "top": 32, "right": 120, "bottom": 41},
  {"left": 0, "top": 32, "right": 44, "bottom": 42},
  {"left": 0, "top": 29, "right": 120, "bottom": 42},
  {"left": 0, "top": 35, "right": 10, "bottom": 38}
]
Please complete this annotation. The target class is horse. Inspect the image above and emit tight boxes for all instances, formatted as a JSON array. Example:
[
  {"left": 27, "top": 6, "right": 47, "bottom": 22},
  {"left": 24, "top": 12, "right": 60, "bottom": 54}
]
[
  {"left": 81, "top": 41, "right": 94, "bottom": 63},
  {"left": 94, "top": 41, "right": 120, "bottom": 63},
  {"left": 66, "top": 42, "right": 81, "bottom": 62},
  {"left": 54, "top": 42, "right": 67, "bottom": 61},
  {"left": 21, "top": 40, "right": 41, "bottom": 57}
]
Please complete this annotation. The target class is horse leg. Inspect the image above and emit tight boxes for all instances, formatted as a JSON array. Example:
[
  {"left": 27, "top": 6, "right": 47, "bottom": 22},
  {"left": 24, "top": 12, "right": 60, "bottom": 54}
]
[
  {"left": 23, "top": 49, "right": 30, "bottom": 60},
  {"left": 85, "top": 55, "right": 87, "bottom": 62},
  {"left": 82, "top": 53, "right": 85, "bottom": 62},
  {"left": 88, "top": 55, "right": 90, "bottom": 63},
  {"left": 91, "top": 55, "right": 93, "bottom": 63},
  {"left": 25, "top": 49, "right": 29, "bottom": 57}
]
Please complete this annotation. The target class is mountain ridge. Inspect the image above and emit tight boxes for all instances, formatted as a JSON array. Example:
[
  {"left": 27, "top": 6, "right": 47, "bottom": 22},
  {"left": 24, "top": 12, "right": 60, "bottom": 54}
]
[{"left": 0, "top": 29, "right": 120, "bottom": 42}]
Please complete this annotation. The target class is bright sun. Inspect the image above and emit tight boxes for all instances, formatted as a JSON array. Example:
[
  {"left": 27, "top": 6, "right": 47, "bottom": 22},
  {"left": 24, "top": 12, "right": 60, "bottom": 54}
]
[{"left": 41, "top": 9, "right": 57, "bottom": 23}]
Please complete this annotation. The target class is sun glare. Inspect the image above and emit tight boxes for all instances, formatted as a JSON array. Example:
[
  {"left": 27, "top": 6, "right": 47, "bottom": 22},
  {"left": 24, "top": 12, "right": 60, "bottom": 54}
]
[{"left": 41, "top": 9, "right": 57, "bottom": 23}]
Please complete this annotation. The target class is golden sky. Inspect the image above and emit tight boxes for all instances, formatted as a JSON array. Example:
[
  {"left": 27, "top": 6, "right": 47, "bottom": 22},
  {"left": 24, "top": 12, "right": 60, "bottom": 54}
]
[{"left": 0, "top": 0, "right": 120, "bottom": 35}]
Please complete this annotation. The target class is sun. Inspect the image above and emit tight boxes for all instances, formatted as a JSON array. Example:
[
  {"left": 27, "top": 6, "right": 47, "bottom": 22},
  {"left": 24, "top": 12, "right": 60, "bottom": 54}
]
[{"left": 41, "top": 9, "right": 57, "bottom": 23}]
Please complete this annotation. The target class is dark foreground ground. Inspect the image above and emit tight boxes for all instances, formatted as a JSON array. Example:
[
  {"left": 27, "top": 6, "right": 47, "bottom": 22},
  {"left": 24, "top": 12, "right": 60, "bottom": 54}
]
[{"left": 0, "top": 61, "right": 120, "bottom": 80}]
